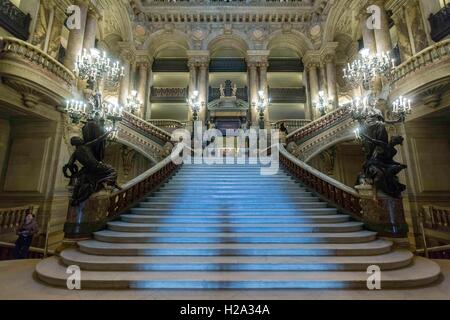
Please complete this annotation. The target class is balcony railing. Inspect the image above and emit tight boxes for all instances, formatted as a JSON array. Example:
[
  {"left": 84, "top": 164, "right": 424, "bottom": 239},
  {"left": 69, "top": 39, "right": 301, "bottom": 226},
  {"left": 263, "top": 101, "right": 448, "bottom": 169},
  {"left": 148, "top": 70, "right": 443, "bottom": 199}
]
[
  {"left": 209, "top": 86, "right": 248, "bottom": 102},
  {"left": 0, "top": 36, "right": 76, "bottom": 88},
  {"left": 150, "top": 87, "right": 188, "bottom": 102},
  {"left": 391, "top": 39, "right": 450, "bottom": 84},
  {"left": 0, "top": 0, "right": 31, "bottom": 41},
  {"left": 147, "top": 119, "right": 186, "bottom": 129},
  {"left": 429, "top": 4, "right": 450, "bottom": 42},
  {"left": 269, "top": 87, "right": 306, "bottom": 103}
]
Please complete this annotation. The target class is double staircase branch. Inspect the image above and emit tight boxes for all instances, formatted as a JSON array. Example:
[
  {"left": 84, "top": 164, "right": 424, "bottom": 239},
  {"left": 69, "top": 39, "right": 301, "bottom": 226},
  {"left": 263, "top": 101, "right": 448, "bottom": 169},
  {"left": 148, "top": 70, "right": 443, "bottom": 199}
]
[
  {"left": 121, "top": 111, "right": 173, "bottom": 145},
  {"left": 286, "top": 107, "right": 351, "bottom": 145},
  {"left": 279, "top": 144, "right": 362, "bottom": 220}
]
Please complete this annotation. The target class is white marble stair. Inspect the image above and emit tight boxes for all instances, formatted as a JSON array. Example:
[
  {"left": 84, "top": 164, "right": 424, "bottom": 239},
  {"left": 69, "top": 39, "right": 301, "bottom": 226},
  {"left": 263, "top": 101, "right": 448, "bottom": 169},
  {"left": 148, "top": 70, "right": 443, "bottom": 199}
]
[{"left": 36, "top": 163, "right": 441, "bottom": 289}]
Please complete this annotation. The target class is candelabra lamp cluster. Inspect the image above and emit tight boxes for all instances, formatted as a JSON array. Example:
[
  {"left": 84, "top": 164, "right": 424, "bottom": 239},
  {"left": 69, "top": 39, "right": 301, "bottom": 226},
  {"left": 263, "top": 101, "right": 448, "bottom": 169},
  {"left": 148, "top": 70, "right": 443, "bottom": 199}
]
[
  {"left": 75, "top": 48, "right": 124, "bottom": 89},
  {"left": 125, "top": 90, "right": 141, "bottom": 115},
  {"left": 313, "top": 91, "right": 333, "bottom": 117},
  {"left": 187, "top": 90, "right": 201, "bottom": 121},
  {"left": 256, "top": 90, "right": 270, "bottom": 129},
  {"left": 342, "top": 48, "right": 411, "bottom": 201}
]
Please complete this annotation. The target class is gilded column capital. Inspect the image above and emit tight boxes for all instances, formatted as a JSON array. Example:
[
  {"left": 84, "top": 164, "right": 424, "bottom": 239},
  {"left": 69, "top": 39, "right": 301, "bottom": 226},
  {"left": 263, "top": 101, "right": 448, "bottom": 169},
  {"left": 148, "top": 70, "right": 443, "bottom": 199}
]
[
  {"left": 135, "top": 53, "right": 153, "bottom": 69},
  {"left": 119, "top": 44, "right": 136, "bottom": 63},
  {"left": 187, "top": 50, "right": 210, "bottom": 68},
  {"left": 246, "top": 50, "right": 270, "bottom": 67}
]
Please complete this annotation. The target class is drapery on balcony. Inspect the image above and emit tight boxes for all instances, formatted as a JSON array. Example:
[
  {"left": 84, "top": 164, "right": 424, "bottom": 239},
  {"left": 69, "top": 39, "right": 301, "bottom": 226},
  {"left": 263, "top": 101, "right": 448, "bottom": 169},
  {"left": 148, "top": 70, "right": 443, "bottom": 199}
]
[
  {"left": 150, "top": 87, "right": 188, "bottom": 102},
  {"left": 0, "top": 0, "right": 31, "bottom": 41},
  {"left": 429, "top": 4, "right": 450, "bottom": 42}
]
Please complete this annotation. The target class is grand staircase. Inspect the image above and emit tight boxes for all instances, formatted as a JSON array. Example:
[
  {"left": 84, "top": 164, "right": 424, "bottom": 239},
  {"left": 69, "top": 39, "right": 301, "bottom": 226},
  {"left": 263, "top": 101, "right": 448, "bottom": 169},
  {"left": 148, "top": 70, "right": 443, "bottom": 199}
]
[{"left": 36, "top": 163, "right": 440, "bottom": 289}]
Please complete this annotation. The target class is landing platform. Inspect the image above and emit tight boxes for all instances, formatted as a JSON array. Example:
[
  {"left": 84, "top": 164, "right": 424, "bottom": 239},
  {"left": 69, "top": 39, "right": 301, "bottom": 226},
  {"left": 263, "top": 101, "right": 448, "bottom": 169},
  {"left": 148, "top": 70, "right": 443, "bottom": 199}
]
[{"left": 1, "top": 259, "right": 449, "bottom": 300}]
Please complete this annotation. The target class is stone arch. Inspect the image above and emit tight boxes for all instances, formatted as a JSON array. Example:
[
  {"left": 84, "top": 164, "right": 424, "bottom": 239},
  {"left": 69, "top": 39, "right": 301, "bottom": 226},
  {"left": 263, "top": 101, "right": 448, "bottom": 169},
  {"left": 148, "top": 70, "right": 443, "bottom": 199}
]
[
  {"left": 264, "top": 31, "right": 314, "bottom": 58},
  {"left": 205, "top": 32, "right": 252, "bottom": 57},
  {"left": 305, "top": 132, "right": 357, "bottom": 163},
  {"left": 323, "top": 0, "right": 357, "bottom": 42},
  {"left": 143, "top": 30, "right": 192, "bottom": 58}
]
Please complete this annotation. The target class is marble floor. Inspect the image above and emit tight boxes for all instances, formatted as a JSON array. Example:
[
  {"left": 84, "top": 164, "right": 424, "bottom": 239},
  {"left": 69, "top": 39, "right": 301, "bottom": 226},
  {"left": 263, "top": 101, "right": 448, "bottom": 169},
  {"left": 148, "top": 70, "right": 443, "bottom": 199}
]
[{"left": 0, "top": 259, "right": 450, "bottom": 300}]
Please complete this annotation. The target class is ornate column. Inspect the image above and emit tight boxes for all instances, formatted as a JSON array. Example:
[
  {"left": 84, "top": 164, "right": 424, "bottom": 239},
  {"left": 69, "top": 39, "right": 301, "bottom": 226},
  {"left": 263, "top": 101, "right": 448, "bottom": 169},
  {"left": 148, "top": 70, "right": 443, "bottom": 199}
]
[
  {"left": 64, "top": 0, "right": 88, "bottom": 70},
  {"left": 118, "top": 46, "right": 134, "bottom": 106},
  {"left": 43, "top": 7, "right": 55, "bottom": 53},
  {"left": 359, "top": 10, "right": 377, "bottom": 54},
  {"left": 259, "top": 59, "right": 270, "bottom": 123},
  {"left": 372, "top": 0, "right": 393, "bottom": 53},
  {"left": 248, "top": 62, "right": 259, "bottom": 126},
  {"left": 391, "top": 8, "right": 413, "bottom": 62},
  {"left": 145, "top": 62, "right": 154, "bottom": 120},
  {"left": 304, "top": 52, "right": 321, "bottom": 120},
  {"left": 187, "top": 51, "right": 209, "bottom": 123},
  {"left": 136, "top": 54, "right": 152, "bottom": 118},
  {"left": 246, "top": 51, "right": 269, "bottom": 127},
  {"left": 82, "top": 6, "right": 100, "bottom": 50},
  {"left": 324, "top": 54, "right": 338, "bottom": 110},
  {"left": 187, "top": 60, "right": 198, "bottom": 121}
]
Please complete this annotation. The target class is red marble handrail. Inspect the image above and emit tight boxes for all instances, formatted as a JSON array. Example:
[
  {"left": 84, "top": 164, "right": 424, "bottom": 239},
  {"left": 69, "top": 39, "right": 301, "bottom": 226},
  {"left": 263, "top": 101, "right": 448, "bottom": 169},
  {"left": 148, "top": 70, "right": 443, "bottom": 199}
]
[
  {"left": 286, "top": 107, "right": 350, "bottom": 144},
  {"left": 107, "top": 157, "right": 179, "bottom": 219},
  {"left": 279, "top": 144, "right": 361, "bottom": 219}
]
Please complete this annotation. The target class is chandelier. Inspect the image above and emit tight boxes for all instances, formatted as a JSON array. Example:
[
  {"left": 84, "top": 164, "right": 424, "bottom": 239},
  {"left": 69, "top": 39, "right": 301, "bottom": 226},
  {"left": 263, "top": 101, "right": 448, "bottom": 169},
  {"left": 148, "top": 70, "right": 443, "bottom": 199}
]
[
  {"left": 75, "top": 48, "right": 124, "bottom": 88},
  {"left": 125, "top": 90, "right": 141, "bottom": 115},
  {"left": 313, "top": 91, "right": 332, "bottom": 116},
  {"left": 343, "top": 49, "right": 395, "bottom": 89}
]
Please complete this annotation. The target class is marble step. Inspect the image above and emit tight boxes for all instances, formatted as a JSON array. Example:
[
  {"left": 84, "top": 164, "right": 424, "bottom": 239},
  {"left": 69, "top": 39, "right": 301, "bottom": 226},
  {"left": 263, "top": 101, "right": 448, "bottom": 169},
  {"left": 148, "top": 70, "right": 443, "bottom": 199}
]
[
  {"left": 151, "top": 191, "right": 313, "bottom": 197},
  {"left": 95, "top": 222, "right": 363, "bottom": 235},
  {"left": 164, "top": 183, "right": 302, "bottom": 188},
  {"left": 137, "top": 202, "right": 326, "bottom": 210},
  {"left": 97, "top": 229, "right": 375, "bottom": 244},
  {"left": 119, "top": 214, "right": 349, "bottom": 224},
  {"left": 130, "top": 208, "right": 338, "bottom": 216},
  {"left": 60, "top": 249, "right": 414, "bottom": 272},
  {"left": 36, "top": 256, "right": 440, "bottom": 289},
  {"left": 144, "top": 196, "right": 318, "bottom": 203},
  {"left": 79, "top": 239, "right": 393, "bottom": 256}
]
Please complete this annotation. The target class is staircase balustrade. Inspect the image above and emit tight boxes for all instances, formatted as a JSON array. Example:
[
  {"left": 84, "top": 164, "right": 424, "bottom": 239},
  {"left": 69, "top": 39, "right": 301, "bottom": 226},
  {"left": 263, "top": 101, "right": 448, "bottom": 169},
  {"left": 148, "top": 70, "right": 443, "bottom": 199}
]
[
  {"left": 286, "top": 107, "right": 351, "bottom": 144},
  {"left": 279, "top": 144, "right": 362, "bottom": 219},
  {"left": 418, "top": 205, "right": 450, "bottom": 259},
  {"left": 271, "top": 119, "right": 311, "bottom": 132},
  {"left": 63, "top": 144, "right": 184, "bottom": 240},
  {"left": 121, "top": 111, "right": 173, "bottom": 145},
  {"left": 0, "top": 204, "right": 39, "bottom": 235},
  {"left": 147, "top": 119, "right": 186, "bottom": 129}
]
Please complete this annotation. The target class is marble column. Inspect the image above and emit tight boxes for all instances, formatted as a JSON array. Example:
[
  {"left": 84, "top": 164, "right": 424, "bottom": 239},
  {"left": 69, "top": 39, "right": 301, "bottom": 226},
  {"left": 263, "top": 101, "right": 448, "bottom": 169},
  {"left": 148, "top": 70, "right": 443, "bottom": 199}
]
[
  {"left": 43, "top": 7, "right": 55, "bottom": 53},
  {"left": 145, "top": 64, "right": 153, "bottom": 120},
  {"left": 359, "top": 10, "right": 377, "bottom": 54},
  {"left": 405, "top": 0, "right": 429, "bottom": 53},
  {"left": 82, "top": 8, "right": 98, "bottom": 50},
  {"left": 259, "top": 61, "right": 269, "bottom": 123},
  {"left": 391, "top": 8, "right": 413, "bottom": 63},
  {"left": 198, "top": 63, "right": 209, "bottom": 123},
  {"left": 325, "top": 55, "right": 338, "bottom": 110},
  {"left": 372, "top": 0, "right": 393, "bottom": 54},
  {"left": 303, "top": 67, "right": 312, "bottom": 120},
  {"left": 129, "top": 60, "right": 137, "bottom": 93},
  {"left": 118, "top": 50, "right": 132, "bottom": 106},
  {"left": 187, "top": 61, "right": 197, "bottom": 121},
  {"left": 248, "top": 62, "right": 259, "bottom": 126},
  {"left": 136, "top": 58, "right": 150, "bottom": 118},
  {"left": 308, "top": 63, "right": 320, "bottom": 120},
  {"left": 64, "top": 0, "right": 88, "bottom": 70}
]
